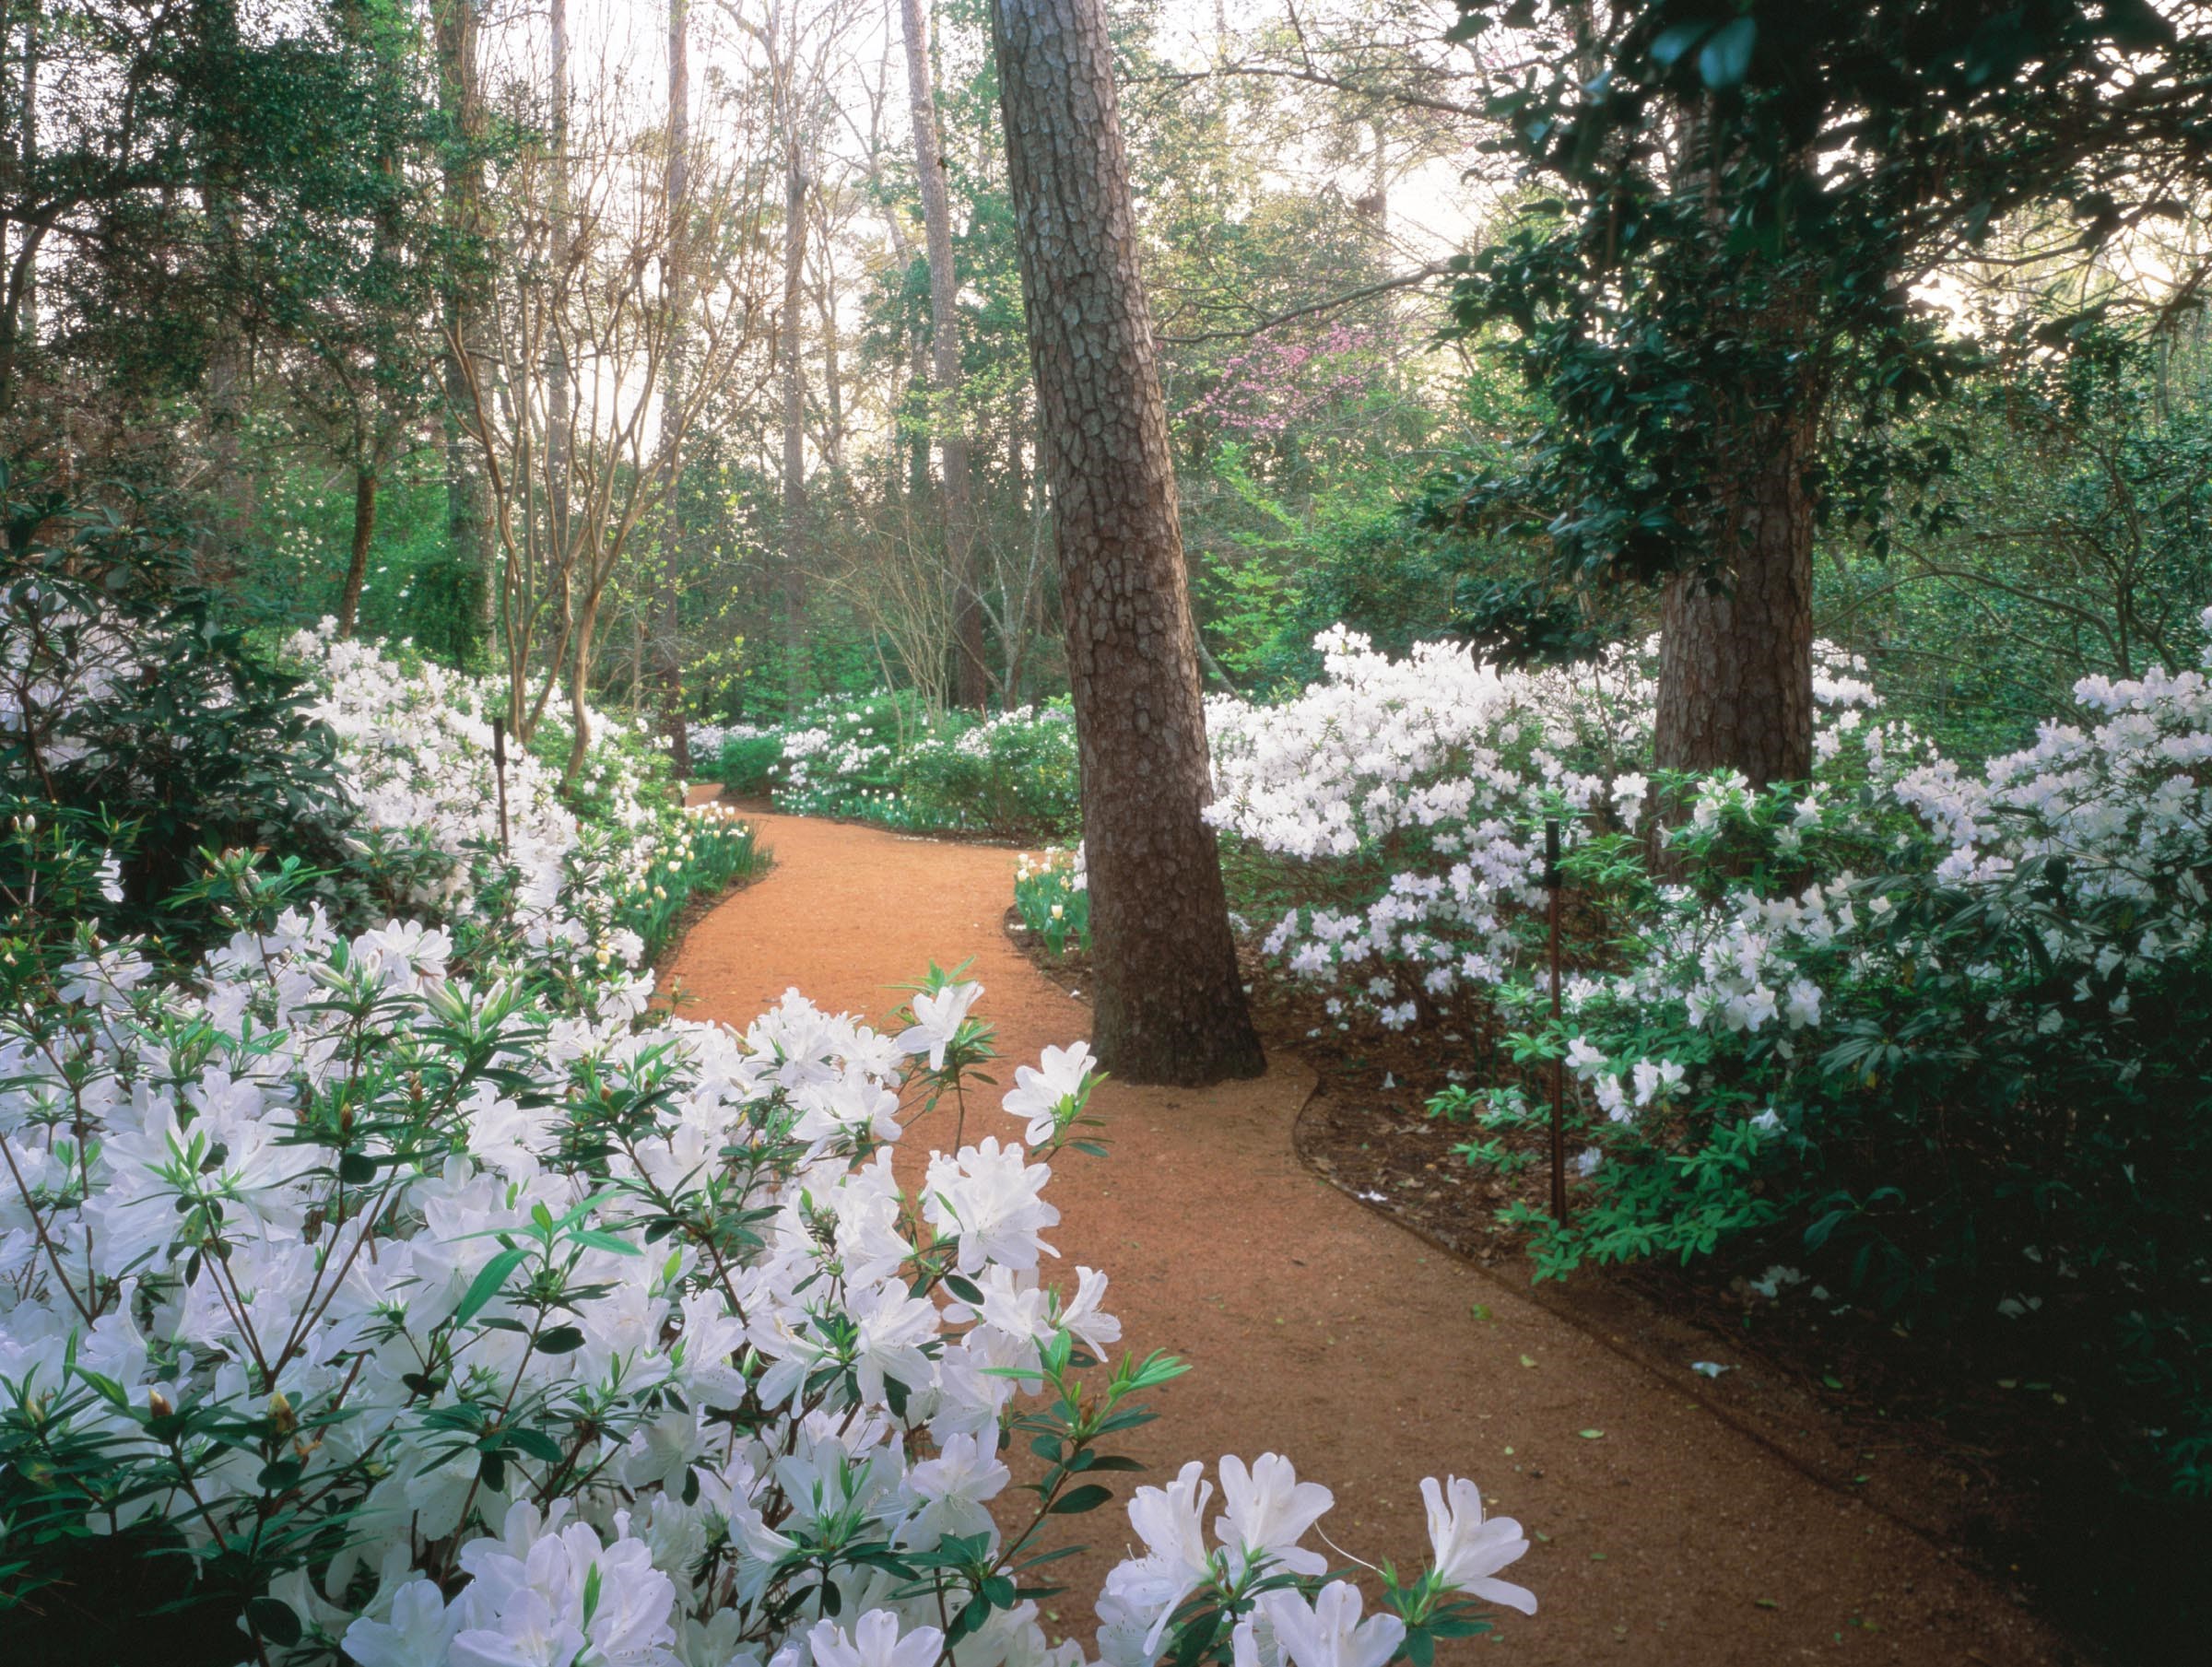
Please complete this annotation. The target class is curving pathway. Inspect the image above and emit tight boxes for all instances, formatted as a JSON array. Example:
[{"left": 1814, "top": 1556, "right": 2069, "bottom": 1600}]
[{"left": 670, "top": 805, "right": 2081, "bottom": 1665}]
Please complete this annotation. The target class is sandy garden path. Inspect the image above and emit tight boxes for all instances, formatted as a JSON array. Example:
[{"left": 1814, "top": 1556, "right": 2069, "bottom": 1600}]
[{"left": 669, "top": 803, "right": 2080, "bottom": 1665}]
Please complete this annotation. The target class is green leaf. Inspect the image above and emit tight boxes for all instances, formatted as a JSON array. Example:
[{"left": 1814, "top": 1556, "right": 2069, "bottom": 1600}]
[
  {"left": 1698, "top": 17, "right": 1758, "bottom": 88},
  {"left": 1049, "top": 1483, "right": 1114, "bottom": 1515},
  {"left": 1649, "top": 21, "right": 1711, "bottom": 70},
  {"left": 453, "top": 1246, "right": 530, "bottom": 1327},
  {"left": 338, "top": 1150, "right": 376, "bottom": 1185},
  {"left": 246, "top": 1596, "right": 302, "bottom": 1647},
  {"left": 535, "top": 1324, "right": 587, "bottom": 1355},
  {"left": 944, "top": 1273, "right": 984, "bottom": 1306}
]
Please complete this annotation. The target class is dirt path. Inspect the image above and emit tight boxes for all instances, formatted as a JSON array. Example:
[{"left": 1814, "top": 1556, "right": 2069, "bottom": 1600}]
[{"left": 670, "top": 805, "right": 2080, "bottom": 1665}]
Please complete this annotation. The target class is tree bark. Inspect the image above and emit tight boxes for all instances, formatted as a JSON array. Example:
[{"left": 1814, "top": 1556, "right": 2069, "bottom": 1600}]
[
  {"left": 660, "top": 0, "right": 689, "bottom": 771},
  {"left": 339, "top": 466, "right": 377, "bottom": 639},
  {"left": 567, "top": 587, "right": 600, "bottom": 783},
  {"left": 1649, "top": 116, "right": 1820, "bottom": 793},
  {"left": 779, "top": 101, "right": 808, "bottom": 716},
  {"left": 989, "top": 0, "right": 1263, "bottom": 1086},
  {"left": 433, "top": 0, "right": 494, "bottom": 647},
  {"left": 547, "top": 0, "right": 572, "bottom": 571},
  {"left": 18, "top": 8, "right": 36, "bottom": 339},
  {"left": 900, "top": 0, "right": 988, "bottom": 708},
  {"left": 1650, "top": 403, "right": 1817, "bottom": 788}
]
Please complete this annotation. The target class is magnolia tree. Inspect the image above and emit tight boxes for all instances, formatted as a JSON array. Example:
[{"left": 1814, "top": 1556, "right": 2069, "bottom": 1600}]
[{"left": 0, "top": 629, "right": 1535, "bottom": 1666}]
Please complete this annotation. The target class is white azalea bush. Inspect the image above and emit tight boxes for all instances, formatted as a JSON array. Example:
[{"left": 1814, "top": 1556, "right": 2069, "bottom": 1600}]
[
  {"left": 0, "top": 900, "right": 1535, "bottom": 1665},
  {"left": 0, "top": 604, "right": 1534, "bottom": 1662},
  {"left": 1203, "top": 627, "right": 1653, "bottom": 1031},
  {"left": 706, "top": 694, "right": 1079, "bottom": 842},
  {"left": 1204, "top": 620, "right": 2212, "bottom": 1492},
  {"left": 288, "top": 626, "right": 764, "bottom": 971}
]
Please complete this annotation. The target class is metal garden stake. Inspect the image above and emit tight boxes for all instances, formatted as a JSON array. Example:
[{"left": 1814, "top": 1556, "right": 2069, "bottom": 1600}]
[
  {"left": 1545, "top": 816, "right": 1571, "bottom": 1226},
  {"left": 491, "top": 716, "right": 511, "bottom": 858}
]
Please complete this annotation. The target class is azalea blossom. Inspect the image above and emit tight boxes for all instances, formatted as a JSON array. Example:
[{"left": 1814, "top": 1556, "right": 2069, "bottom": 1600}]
[
  {"left": 900, "top": 980, "right": 982, "bottom": 1071},
  {"left": 1002, "top": 1039, "right": 1095, "bottom": 1144},
  {"left": 1420, "top": 1474, "right": 1536, "bottom": 1614}
]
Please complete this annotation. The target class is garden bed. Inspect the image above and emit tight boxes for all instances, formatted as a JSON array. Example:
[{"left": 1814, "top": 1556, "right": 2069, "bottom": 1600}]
[{"left": 1001, "top": 905, "right": 2175, "bottom": 1663}]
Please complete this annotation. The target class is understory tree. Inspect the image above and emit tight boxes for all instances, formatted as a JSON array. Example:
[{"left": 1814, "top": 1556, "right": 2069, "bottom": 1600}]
[{"left": 1435, "top": 0, "right": 2212, "bottom": 786}]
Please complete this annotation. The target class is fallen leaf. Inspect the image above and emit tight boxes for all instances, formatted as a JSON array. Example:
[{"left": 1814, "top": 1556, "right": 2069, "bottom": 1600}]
[{"left": 1577, "top": 1428, "right": 1606, "bottom": 1439}]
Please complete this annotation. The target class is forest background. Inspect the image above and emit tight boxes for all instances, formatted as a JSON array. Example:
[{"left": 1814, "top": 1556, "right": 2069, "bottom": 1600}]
[{"left": 10, "top": 0, "right": 2206, "bottom": 768}]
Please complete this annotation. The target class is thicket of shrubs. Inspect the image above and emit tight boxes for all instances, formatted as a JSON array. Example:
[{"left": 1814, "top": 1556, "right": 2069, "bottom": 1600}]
[
  {"left": 694, "top": 695, "right": 1080, "bottom": 843},
  {"left": 1201, "top": 624, "right": 2212, "bottom": 1501}
]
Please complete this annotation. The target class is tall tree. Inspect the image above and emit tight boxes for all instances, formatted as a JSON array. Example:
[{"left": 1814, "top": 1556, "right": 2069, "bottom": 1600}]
[
  {"left": 900, "top": 0, "right": 987, "bottom": 707},
  {"left": 779, "top": 71, "right": 808, "bottom": 717},
  {"left": 988, "top": 0, "right": 1264, "bottom": 1085},
  {"left": 661, "top": 0, "right": 690, "bottom": 769},
  {"left": 1440, "top": 0, "right": 2212, "bottom": 788},
  {"left": 432, "top": 0, "right": 495, "bottom": 649}
]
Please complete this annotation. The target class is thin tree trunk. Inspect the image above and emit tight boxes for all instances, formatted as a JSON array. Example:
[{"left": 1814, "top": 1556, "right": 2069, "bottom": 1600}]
[
  {"left": 818, "top": 267, "right": 844, "bottom": 473},
  {"left": 339, "top": 466, "right": 378, "bottom": 638},
  {"left": 780, "top": 115, "right": 808, "bottom": 716},
  {"left": 567, "top": 590, "right": 600, "bottom": 781},
  {"left": 660, "top": 0, "right": 689, "bottom": 770},
  {"left": 547, "top": 0, "right": 571, "bottom": 577},
  {"left": 18, "top": 8, "right": 36, "bottom": 338},
  {"left": 989, "top": 0, "right": 1263, "bottom": 1086},
  {"left": 434, "top": 0, "right": 494, "bottom": 647},
  {"left": 901, "top": 0, "right": 987, "bottom": 708}
]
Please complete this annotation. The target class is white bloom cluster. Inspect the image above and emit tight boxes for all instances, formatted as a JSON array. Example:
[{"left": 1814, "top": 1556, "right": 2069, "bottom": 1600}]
[
  {"left": 287, "top": 625, "right": 582, "bottom": 927},
  {"left": 0, "top": 929, "right": 1527, "bottom": 1666},
  {"left": 287, "top": 626, "right": 741, "bottom": 977},
  {"left": 688, "top": 721, "right": 782, "bottom": 766},
  {"left": 1202, "top": 628, "right": 1892, "bottom": 1031},
  {"left": 0, "top": 635, "right": 1530, "bottom": 1667},
  {"left": 1202, "top": 629, "right": 1651, "bottom": 1026},
  {"left": 943, "top": 704, "right": 1074, "bottom": 764}
]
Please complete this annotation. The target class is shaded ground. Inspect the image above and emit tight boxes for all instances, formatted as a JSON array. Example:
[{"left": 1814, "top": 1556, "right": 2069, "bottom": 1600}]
[{"left": 672, "top": 801, "right": 2083, "bottom": 1664}]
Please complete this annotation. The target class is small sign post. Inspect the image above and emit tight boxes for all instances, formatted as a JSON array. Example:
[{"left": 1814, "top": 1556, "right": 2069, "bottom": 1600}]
[{"left": 1545, "top": 816, "right": 1570, "bottom": 1226}]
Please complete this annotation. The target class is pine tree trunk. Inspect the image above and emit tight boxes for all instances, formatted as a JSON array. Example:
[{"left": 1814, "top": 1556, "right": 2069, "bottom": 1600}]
[
  {"left": 338, "top": 466, "right": 377, "bottom": 639},
  {"left": 989, "top": 0, "right": 1264, "bottom": 1086},
  {"left": 1650, "top": 405, "right": 1817, "bottom": 788},
  {"left": 901, "top": 0, "right": 988, "bottom": 708},
  {"left": 1652, "top": 121, "right": 1819, "bottom": 794}
]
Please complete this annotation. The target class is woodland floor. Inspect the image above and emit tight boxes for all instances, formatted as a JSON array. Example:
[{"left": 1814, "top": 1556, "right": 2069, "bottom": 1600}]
[{"left": 671, "top": 797, "right": 2088, "bottom": 1666}]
